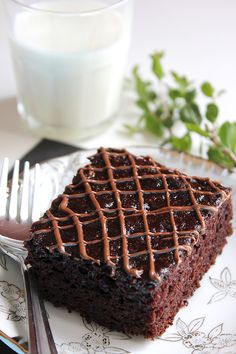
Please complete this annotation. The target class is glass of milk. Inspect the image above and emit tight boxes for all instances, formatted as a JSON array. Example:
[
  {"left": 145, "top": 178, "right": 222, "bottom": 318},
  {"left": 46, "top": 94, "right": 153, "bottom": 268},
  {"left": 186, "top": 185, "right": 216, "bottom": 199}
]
[{"left": 4, "top": 0, "right": 133, "bottom": 141}]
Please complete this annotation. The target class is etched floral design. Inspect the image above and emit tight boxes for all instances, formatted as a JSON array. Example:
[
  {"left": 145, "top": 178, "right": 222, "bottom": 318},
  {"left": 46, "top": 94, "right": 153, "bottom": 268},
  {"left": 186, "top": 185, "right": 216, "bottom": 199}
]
[
  {"left": 56, "top": 318, "right": 130, "bottom": 354},
  {"left": 0, "top": 253, "right": 7, "bottom": 270},
  {"left": 208, "top": 267, "right": 236, "bottom": 304},
  {"left": 0, "top": 280, "right": 26, "bottom": 321},
  {"left": 7, "top": 299, "right": 26, "bottom": 321},
  {"left": 160, "top": 317, "right": 236, "bottom": 354}
]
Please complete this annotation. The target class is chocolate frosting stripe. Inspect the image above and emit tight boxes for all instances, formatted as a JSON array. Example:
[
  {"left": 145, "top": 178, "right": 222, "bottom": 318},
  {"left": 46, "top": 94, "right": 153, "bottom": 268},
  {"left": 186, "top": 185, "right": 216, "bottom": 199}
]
[
  {"left": 33, "top": 148, "right": 231, "bottom": 281},
  {"left": 46, "top": 210, "right": 65, "bottom": 252},
  {"left": 59, "top": 196, "right": 93, "bottom": 261},
  {"left": 100, "top": 148, "right": 141, "bottom": 277},
  {"left": 34, "top": 224, "right": 199, "bottom": 238},
  {"left": 59, "top": 188, "right": 221, "bottom": 198},
  {"left": 127, "top": 152, "right": 159, "bottom": 281},
  {"left": 157, "top": 163, "right": 181, "bottom": 264},
  {"left": 36, "top": 202, "right": 219, "bottom": 226},
  {"left": 79, "top": 167, "right": 114, "bottom": 267},
  {"left": 180, "top": 175, "right": 206, "bottom": 232}
]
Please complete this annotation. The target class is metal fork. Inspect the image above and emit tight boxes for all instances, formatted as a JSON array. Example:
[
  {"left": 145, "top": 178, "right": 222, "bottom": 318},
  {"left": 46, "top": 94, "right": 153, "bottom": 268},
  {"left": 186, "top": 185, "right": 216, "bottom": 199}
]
[{"left": 0, "top": 158, "right": 57, "bottom": 354}]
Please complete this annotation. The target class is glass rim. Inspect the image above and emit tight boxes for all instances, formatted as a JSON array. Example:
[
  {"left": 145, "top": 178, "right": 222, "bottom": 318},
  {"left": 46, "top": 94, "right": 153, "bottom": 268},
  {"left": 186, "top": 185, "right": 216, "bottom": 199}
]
[{"left": 8, "top": 0, "right": 129, "bottom": 15}]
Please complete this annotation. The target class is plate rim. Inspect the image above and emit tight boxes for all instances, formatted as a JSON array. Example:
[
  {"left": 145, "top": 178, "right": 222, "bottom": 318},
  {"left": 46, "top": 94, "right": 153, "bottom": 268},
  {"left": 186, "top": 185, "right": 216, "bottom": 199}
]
[{"left": 38, "top": 144, "right": 236, "bottom": 176}]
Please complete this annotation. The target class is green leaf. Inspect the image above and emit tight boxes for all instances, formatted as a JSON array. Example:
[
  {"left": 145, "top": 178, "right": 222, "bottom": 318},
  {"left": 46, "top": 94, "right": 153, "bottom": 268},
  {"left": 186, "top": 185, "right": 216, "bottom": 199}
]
[
  {"left": 171, "top": 71, "right": 189, "bottom": 88},
  {"left": 171, "top": 133, "right": 192, "bottom": 152},
  {"left": 151, "top": 52, "right": 164, "bottom": 80},
  {"left": 207, "top": 146, "right": 235, "bottom": 169},
  {"left": 218, "top": 121, "right": 236, "bottom": 153},
  {"left": 169, "top": 89, "right": 183, "bottom": 100},
  {"left": 145, "top": 113, "right": 165, "bottom": 137},
  {"left": 191, "top": 103, "right": 202, "bottom": 121},
  {"left": 155, "top": 106, "right": 164, "bottom": 116},
  {"left": 136, "top": 99, "right": 149, "bottom": 112},
  {"left": 148, "top": 91, "right": 157, "bottom": 101},
  {"left": 185, "top": 123, "right": 210, "bottom": 137},
  {"left": 201, "top": 81, "right": 214, "bottom": 97},
  {"left": 163, "top": 114, "right": 175, "bottom": 128},
  {"left": 132, "top": 66, "right": 152, "bottom": 102},
  {"left": 180, "top": 103, "right": 202, "bottom": 124},
  {"left": 206, "top": 103, "right": 219, "bottom": 122},
  {"left": 185, "top": 89, "right": 196, "bottom": 103}
]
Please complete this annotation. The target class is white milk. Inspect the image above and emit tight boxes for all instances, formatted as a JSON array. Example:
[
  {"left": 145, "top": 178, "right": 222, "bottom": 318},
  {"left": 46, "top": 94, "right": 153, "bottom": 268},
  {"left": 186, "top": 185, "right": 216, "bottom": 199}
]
[{"left": 10, "top": 0, "right": 129, "bottom": 140}]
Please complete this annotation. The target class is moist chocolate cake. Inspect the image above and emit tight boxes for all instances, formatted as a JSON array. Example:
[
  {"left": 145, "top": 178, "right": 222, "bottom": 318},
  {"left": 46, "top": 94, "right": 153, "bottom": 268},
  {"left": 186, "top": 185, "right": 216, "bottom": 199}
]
[{"left": 25, "top": 148, "right": 233, "bottom": 338}]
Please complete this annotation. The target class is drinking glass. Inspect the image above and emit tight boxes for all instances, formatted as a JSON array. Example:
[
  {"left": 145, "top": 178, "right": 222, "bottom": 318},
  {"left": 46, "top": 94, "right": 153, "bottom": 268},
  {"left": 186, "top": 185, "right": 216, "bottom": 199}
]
[{"left": 3, "top": 0, "right": 133, "bottom": 141}]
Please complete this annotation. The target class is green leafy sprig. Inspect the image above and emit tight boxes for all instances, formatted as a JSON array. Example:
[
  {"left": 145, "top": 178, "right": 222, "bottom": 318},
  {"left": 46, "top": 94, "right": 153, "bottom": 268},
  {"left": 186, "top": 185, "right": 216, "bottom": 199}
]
[{"left": 125, "top": 52, "right": 236, "bottom": 170}]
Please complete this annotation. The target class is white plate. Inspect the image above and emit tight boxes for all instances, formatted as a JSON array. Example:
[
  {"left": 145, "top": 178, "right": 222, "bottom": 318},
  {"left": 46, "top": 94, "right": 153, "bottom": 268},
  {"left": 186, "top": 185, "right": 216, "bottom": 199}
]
[{"left": 1, "top": 147, "right": 236, "bottom": 354}]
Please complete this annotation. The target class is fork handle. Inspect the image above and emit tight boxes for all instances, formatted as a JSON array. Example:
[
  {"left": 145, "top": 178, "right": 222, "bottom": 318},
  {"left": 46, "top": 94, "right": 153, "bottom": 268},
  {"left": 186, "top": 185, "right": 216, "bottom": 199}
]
[{"left": 22, "top": 266, "right": 58, "bottom": 354}]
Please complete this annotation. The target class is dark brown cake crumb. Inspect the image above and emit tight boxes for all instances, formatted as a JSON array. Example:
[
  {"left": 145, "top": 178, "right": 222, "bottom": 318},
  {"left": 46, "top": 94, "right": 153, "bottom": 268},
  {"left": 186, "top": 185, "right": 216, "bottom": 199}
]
[{"left": 25, "top": 148, "right": 233, "bottom": 338}]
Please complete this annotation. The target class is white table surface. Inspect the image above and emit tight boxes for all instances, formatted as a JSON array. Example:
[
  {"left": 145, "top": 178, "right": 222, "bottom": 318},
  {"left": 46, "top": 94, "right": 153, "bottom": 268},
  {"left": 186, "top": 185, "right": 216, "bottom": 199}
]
[{"left": 0, "top": 0, "right": 236, "bottom": 164}]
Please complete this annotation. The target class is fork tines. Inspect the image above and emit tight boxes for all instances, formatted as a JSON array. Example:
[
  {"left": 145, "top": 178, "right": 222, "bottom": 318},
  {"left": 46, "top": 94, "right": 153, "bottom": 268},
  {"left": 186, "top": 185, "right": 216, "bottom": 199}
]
[{"left": 0, "top": 159, "right": 41, "bottom": 223}]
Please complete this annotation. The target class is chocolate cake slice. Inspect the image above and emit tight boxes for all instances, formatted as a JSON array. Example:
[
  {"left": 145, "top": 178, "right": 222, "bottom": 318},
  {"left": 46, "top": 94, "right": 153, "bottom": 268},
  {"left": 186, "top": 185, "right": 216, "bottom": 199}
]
[{"left": 25, "top": 148, "right": 233, "bottom": 338}]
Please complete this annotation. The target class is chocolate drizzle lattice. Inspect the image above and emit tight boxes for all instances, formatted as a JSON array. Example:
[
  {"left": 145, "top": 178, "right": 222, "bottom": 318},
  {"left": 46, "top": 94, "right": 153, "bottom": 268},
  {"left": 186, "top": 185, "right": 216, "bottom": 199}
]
[{"left": 32, "top": 148, "right": 230, "bottom": 281}]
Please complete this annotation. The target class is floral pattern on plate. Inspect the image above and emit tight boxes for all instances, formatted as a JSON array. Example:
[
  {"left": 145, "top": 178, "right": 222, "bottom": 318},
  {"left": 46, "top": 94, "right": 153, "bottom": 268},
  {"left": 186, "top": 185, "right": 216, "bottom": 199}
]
[
  {"left": 161, "top": 317, "right": 236, "bottom": 354},
  {"left": 56, "top": 318, "right": 130, "bottom": 354},
  {"left": 208, "top": 267, "right": 236, "bottom": 304},
  {"left": 0, "top": 280, "right": 26, "bottom": 321}
]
